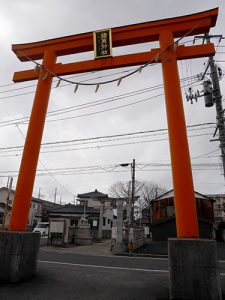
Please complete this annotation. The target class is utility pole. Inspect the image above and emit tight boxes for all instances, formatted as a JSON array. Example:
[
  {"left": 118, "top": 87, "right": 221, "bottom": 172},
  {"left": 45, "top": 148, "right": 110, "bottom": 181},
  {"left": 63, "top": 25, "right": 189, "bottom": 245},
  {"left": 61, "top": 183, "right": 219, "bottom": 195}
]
[
  {"left": 54, "top": 188, "right": 57, "bottom": 206},
  {"left": 120, "top": 159, "right": 136, "bottom": 227},
  {"left": 1, "top": 177, "right": 13, "bottom": 231},
  {"left": 6, "top": 177, "right": 10, "bottom": 189},
  {"left": 206, "top": 35, "right": 225, "bottom": 179},
  {"left": 38, "top": 188, "right": 41, "bottom": 199},
  {"left": 120, "top": 159, "right": 136, "bottom": 253},
  {"left": 189, "top": 34, "right": 225, "bottom": 178},
  {"left": 131, "top": 159, "right": 135, "bottom": 227}
]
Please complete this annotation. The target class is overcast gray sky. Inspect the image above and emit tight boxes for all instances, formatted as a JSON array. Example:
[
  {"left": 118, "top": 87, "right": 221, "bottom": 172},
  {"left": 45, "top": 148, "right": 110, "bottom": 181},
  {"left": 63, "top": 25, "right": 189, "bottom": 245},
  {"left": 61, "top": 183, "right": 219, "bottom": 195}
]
[{"left": 0, "top": 0, "right": 224, "bottom": 204}]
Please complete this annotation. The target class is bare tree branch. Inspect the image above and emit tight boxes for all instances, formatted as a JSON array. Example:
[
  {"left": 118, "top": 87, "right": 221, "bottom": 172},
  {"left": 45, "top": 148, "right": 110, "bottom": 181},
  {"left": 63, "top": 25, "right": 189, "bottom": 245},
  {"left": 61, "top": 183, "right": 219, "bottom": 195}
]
[{"left": 109, "top": 180, "right": 166, "bottom": 209}]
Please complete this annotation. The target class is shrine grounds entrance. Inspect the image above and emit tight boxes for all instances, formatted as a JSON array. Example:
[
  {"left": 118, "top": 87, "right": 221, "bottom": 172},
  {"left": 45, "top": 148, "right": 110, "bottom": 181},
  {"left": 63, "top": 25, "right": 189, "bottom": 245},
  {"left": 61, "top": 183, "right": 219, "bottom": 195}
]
[{"left": 0, "top": 8, "right": 222, "bottom": 299}]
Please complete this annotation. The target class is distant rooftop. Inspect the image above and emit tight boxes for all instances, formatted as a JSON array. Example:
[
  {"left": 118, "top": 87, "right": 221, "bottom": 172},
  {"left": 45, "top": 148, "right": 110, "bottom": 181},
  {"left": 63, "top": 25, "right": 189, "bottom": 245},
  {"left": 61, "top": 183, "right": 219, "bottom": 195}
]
[
  {"left": 0, "top": 186, "right": 61, "bottom": 207},
  {"left": 48, "top": 203, "right": 99, "bottom": 215},
  {"left": 152, "top": 189, "right": 215, "bottom": 202},
  {"left": 207, "top": 194, "right": 225, "bottom": 198},
  {"left": 77, "top": 189, "right": 108, "bottom": 199}
]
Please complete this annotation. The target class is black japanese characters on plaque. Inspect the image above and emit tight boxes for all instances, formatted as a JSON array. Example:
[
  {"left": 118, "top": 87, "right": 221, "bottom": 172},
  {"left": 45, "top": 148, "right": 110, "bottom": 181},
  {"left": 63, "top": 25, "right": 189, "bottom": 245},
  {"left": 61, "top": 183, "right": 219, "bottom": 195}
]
[{"left": 93, "top": 29, "right": 112, "bottom": 59}]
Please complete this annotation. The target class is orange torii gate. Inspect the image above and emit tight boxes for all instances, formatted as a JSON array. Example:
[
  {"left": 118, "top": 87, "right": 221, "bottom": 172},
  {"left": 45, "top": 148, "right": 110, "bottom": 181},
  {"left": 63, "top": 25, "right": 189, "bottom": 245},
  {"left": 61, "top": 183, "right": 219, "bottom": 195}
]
[{"left": 9, "top": 8, "right": 218, "bottom": 237}]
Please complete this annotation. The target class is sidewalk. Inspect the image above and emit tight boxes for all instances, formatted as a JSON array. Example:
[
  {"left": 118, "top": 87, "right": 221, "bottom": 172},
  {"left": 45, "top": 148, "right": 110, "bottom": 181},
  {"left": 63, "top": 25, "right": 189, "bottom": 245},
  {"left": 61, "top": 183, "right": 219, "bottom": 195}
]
[
  {"left": 40, "top": 238, "right": 225, "bottom": 259},
  {"left": 41, "top": 239, "right": 113, "bottom": 256}
]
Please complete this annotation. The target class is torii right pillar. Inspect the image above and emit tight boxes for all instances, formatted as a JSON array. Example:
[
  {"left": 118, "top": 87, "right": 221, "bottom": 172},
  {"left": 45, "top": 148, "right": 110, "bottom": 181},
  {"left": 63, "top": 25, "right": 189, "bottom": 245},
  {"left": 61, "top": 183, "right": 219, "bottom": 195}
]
[{"left": 160, "top": 30, "right": 222, "bottom": 300}]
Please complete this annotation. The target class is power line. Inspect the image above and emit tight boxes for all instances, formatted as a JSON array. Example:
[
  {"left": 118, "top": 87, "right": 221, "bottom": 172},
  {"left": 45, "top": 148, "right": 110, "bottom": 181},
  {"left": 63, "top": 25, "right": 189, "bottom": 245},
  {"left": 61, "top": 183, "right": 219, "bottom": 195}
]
[
  {"left": 0, "top": 75, "right": 198, "bottom": 128},
  {"left": 0, "top": 66, "right": 151, "bottom": 93},
  {"left": 0, "top": 132, "right": 213, "bottom": 157},
  {"left": 0, "top": 160, "right": 222, "bottom": 174},
  {"left": 0, "top": 165, "right": 221, "bottom": 178},
  {"left": 23, "top": 80, "right": 200, "bottom": 125},
  {"left": 15, "top": 125, "right": 75, "bottom": 197},
  {"left": 0, "top": 122, "right": 215, "bottom": 154}
]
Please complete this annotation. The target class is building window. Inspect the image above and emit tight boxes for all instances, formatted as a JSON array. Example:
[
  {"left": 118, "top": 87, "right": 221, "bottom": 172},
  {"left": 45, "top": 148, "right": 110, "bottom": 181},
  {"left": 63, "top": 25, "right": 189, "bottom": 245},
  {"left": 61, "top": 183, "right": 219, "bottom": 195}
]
[
  {"left": 70, "top": 220, "right": 76, "bottom": 226},
  {"left": 103, "top": 217, "right": 106, "bottom": 226}
]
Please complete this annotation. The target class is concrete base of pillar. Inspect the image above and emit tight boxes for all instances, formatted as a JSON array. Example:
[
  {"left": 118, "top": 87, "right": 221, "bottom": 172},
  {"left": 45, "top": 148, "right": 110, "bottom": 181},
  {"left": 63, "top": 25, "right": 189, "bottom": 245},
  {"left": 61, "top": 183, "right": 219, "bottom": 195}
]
[
  {"left": 168, "top": 238, "right": 222, "bottom": 300},
  {"left": 112, "top": 242, "right": 126, "bottom": 255},
  {"left": 0, "top": 232, "right": 40, "bottom": 282}
]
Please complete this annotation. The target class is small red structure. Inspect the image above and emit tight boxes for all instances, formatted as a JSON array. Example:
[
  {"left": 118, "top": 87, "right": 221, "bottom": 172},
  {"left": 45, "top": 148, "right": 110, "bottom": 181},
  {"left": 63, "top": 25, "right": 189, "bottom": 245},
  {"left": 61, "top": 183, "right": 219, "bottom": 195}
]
[{"left": 151, "top": 190, "right": 215, "bottom": 240}]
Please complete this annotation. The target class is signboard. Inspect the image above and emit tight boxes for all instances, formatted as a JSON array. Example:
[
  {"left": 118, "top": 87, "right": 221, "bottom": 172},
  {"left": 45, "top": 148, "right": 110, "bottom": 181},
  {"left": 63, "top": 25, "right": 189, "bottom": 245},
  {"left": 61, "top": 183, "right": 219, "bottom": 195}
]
[
  {"left": 50, "top": 219, "right": 64, "bottom": 233},
  {"left": 93, "top": 29, "right": 112, "bottom": 59},
  {"left": 111, "top": 227, "right": 117, "bottom": 239}
]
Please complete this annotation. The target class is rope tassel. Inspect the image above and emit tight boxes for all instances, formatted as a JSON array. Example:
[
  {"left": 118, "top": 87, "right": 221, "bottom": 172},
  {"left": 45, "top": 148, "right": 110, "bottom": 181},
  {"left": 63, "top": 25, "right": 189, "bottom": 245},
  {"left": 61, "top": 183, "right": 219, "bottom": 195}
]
[
  {"left": 56, "top": 79, "right": 61, "bottom": 88},
  {"left": 33, "top": 65, "right": 40, "bottom": 73},
  {"left": 95, "top": 83, "right": 100, "bottom": 93},
  {"left": 117, "top": 78, "right": 122, "bottom": 86},
  {"left": 138, "top": 66, "right": 144, "bottom": 73},
  {"left": 40, "top": 72, "right": 48, "bottom": 81},
  {"left": 74, "top": 84, "right": 79, "bottom": 93}
]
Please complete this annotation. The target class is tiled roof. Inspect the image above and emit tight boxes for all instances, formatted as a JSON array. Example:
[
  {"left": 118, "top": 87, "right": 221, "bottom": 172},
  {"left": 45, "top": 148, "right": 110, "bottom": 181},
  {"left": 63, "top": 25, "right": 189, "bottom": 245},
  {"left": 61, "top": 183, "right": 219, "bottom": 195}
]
[
  {"left": 48, "top": 204, "right": 99, "bottom": 214},
  {"left": 77, "top": 189, "right": 108, "bottom": 199},
  {"left": 0, "top": 186, "right": 62, "bottom": 207},
  {"left": 151, "top": 189, "right": 215, "bottom": 202}
]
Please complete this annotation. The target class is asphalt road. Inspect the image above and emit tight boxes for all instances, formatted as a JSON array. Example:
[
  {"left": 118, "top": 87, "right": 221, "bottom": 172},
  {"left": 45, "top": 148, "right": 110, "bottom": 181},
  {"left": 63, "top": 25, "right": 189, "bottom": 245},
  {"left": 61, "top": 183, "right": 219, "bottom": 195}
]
[{"left": 0, "top": 250, "right": 225, "bottom": 300}]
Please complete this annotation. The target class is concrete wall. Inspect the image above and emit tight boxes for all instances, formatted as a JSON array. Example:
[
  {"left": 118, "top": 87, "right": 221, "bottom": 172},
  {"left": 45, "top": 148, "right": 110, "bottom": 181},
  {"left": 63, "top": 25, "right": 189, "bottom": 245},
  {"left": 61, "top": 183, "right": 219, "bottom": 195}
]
[
  {"left": 130, "top": 228, "right": 145, "bottom": 251},
  {"left": 152, "top": 218, "right": 213, "bottom": 241}
]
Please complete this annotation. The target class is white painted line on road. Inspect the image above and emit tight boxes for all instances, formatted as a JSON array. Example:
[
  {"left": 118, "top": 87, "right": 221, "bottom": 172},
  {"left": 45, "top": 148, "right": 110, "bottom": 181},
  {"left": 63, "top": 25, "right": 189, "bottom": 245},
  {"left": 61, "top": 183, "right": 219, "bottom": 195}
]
[
  {"left": 39, "top": 260, "right": 225, "bottom": 276},
  {"left": 116, "top": 256, "right": 168, "bottom": 261},
  {"left": 39, "top": 260, "right": 169, "bottom": 273}
]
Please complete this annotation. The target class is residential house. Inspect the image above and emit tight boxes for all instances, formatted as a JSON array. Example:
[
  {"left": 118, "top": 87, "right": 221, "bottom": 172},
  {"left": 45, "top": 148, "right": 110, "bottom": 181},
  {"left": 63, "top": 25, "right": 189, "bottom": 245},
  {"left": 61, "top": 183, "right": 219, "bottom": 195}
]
[
  {"left": 47, "top": 189, "right": 116, "bottom": 245},
  {"left": 0, "top": 186, "right": 60, "bottom": 230},
  {"left": 207, "top": 194, "right": 225, "bottom": 223},
  {"left": 48, "top": 204, "right": 100, "bottom": 244},
  {"left": 77, "top": 189, "right": 115, "bottom": 232}
]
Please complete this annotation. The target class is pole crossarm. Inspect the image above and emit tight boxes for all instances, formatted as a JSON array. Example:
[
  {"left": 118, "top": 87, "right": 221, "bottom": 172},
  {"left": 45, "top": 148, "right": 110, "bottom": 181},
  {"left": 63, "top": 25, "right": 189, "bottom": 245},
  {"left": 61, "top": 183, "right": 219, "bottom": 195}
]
[
  {"left": 13, "top": 43, "right": 215, "bottom": 82},
  {"left": 12, "top": 8, "right": 218, "bottom": 62}
]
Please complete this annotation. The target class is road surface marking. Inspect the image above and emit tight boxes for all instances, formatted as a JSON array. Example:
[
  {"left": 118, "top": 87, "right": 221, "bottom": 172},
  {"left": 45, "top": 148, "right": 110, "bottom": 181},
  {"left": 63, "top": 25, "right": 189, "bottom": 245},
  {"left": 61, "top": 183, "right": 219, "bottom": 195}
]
[
  {"left": 39, "top": 260, "right": 225, "bottom": 276},
  {"left": 39, "top": 260, "right": 169, "bottom": 273}
]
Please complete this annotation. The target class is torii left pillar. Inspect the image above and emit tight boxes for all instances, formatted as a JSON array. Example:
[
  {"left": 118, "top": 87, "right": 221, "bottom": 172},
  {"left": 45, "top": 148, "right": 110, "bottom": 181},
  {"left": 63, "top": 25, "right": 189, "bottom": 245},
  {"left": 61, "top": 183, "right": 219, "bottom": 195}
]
[
  {"left": 0, "top": 50, "right": 56, "bottom": 283},
  {"left": 8, "top": 50, "right": 56, "bottom": 231}
]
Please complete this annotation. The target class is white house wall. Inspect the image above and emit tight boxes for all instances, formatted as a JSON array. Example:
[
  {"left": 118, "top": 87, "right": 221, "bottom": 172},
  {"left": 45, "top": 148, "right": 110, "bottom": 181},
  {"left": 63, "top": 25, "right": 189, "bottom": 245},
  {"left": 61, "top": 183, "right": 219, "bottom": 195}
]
[{"left": 0, "top": 188, "right": 44, "bottom": 228}]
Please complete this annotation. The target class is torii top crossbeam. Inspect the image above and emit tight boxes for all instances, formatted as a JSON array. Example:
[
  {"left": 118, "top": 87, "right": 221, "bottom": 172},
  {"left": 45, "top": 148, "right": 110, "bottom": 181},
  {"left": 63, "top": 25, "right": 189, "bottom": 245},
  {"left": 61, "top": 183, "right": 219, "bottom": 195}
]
[
  {"left": 12, "top": 8, "right": 218, "bottom": 82},
  {"left": 13, "top": 8, "right": 217, "bottom": 60}
]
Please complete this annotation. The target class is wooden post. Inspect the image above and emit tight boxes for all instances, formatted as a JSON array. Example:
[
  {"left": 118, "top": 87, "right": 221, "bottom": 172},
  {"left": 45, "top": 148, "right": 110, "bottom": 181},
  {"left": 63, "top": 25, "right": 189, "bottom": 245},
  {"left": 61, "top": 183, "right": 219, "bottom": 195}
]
[
  {"left": 8, "top": 50, "right": 56, "bottom": 231},
  {"left": 159, "top": 31, "right": 199, "bottom": 238}
]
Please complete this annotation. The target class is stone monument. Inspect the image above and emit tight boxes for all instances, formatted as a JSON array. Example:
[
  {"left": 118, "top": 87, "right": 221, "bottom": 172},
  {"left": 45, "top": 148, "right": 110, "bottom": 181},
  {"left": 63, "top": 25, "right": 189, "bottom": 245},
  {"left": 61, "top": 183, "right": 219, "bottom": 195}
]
[{"left": 75, "top": 216, "right": 92, "bottom": 245}]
